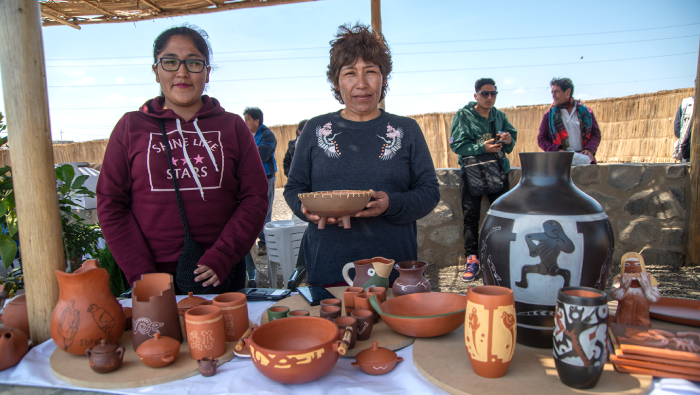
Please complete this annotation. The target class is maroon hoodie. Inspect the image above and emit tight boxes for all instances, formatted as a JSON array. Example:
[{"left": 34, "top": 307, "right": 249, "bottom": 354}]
[{"left": 96, "top": 96, "right": 268, "bottom": 287}]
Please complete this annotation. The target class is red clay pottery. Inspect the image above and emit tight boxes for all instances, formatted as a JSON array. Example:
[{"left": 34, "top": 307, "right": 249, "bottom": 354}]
[
  {"left": 553, "top": 287, "right": 608, "bottom": 389},
  {"left": 335, "top": 316, "right": 358, "bottom": 350},
  {"left": 320, "top": 298, "right": 342, "bottom": 309},
  {"left": 131, "top": 273, "right": 182, "bottom": 351},
  {"left": 392, "top": 261, "right": 431, "bottom": 296},
  {"left": 351, "top": 309, "right": 374, "bottom": 341},
  {"left": 355, "top": 294, "right": 378, "bottom": 323},
  {"left": 1, "top": 294, "right": 30, "bottom": 339},
  {"left": 247, "top": 316, "right": 342, "bottom": 384},
  {"left": 177, "top": 292, "right": 208, "bottom": 315},
  {"left": 123, "top": 307, "right": 132, "bottom": 331},
  {"left": 366, "top": 287, "right": 387, "bottom": 303},
  {"left": 197, "top": 356, "right": 218, "bottom": 377},
  {"left": 320, "top": 306, "right": 341, "bottom": 322},
  {"left": 0, "top": 326, "right": 28, "bottom": 371},
  {"left": 352, "top": 341, "right": 403, "bottom": 375},
  {"left": 370, "top": 292, "right": 466, "bottom": 337},
  {"left": 610, "top": 252, "right": 660, "bottom": 327},
  {"left": 267, "top": 306, "right": 290, "bottom": 321},
  {"left": 343, "top": 287, "right": 364, "bottom": 315},
  {"left": 212, "top": 292, "right": 249, "bottom": 342},
  {"left": 185, "top": 305, "right": 226, "bottom": 360},
  {"left": 342, "top": 257, "right": 394, "bottom": 289},
  {"left": 298, "top": 190, "right": 372, "bottom": 229},
  {"left": 136, "top": 332, "right": 180, "bottom": 368},
  {"left": 465, "top": 286, "right": 516, "bottom": 379},
  {"left": 287, "top": 310, "right": 310, "bottom": 317},
  {"left": 85, "top": 339, "right": 125, "bottom": 374},
  {"left": 50, "top": 259, "right": 126, "bottom": 355}
]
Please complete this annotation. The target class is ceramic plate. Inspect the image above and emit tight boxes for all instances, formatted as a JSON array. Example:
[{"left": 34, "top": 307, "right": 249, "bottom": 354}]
[{"left": 649, "top": 297, "right": 700, "bottom": 327}]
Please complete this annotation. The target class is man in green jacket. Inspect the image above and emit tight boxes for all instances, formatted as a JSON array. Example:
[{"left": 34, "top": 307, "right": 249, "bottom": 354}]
[{"left": 449, "top": 78, "right": 517, "bottom": 282}]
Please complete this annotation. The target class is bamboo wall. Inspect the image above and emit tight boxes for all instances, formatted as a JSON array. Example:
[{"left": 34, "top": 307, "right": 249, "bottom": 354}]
[{"left": 0, "top": 87, "right": 692, "bottom": 190}]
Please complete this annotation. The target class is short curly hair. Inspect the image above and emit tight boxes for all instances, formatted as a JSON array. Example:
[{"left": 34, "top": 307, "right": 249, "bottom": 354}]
[{"left": 326, "top": 23, "right": 392, "bottom": 104}]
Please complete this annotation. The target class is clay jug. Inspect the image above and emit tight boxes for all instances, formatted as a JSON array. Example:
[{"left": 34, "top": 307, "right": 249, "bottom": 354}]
[
  {"left": 465, "top": 286, "right": 516, "bottom": 379},
  {"left": 50, "top": 259, "right": 126, "bottom": 355},
  {"left": 342, "top": 257, "right": 394, "bottom": 289},
  {"left": 392, "top": 261, "right": 431, "bottom": 296},
  {"left": 185, "top": 305, "right": 226, "bottom": 360},
  {"left": 0, "top": 326, "right": 28, "bottom": 371},
  {"left": 212, "top": 292, "right": 249, "bottom": 342},
  {"left": 479, "top": 152, "right": 614, "bottom": 348},
  {"left": 131, "top": 273, "right": 182, "bottom": 351},
  {"left": 1, "top": 294, "right": 30, "bottom": 339}
]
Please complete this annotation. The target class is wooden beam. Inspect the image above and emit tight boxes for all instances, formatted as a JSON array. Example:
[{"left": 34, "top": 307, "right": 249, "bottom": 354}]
[
  {"left": 204, "top": 0, "right": 218, "bottom": 7},
  {"left": 79, "top": 1, "right": 117, "bottom": 17},
  {"left": 0, "top": 0, "right": 66, "bottom": 345},
  {"left": 371, "top": 0, "right": 385, "bottom": 110},
  {"left": 689, "top": 36, "right": 700, "bottom": 265},
  {"left": 41, "top": 10, "right": 81, "bottom": 30},
  {"left": 140, "top": 0, "right": 163, "bottom": 13}
]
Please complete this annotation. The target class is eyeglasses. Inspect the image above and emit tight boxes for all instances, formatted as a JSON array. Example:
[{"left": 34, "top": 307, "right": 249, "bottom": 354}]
[
  {"left": 155, "top": 57, "right": 208, "bottom": 73},
  {"left": 477, "top": 91, "right": 498, "bottom": 98}
]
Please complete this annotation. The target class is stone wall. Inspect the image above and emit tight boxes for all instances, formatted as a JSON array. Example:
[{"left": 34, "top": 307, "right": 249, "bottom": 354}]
[{"left": 418, "top": 164, "right": 691, "bottom": 290}]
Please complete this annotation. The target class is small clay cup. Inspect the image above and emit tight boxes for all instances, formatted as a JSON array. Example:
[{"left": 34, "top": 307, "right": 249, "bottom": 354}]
[
  {"left": 86, "top": 339, "right": 125, "bottom": 374},
  {"left": 197, "top": 356, "right": 218, "bottom": 377},
  {"left": 287, "top": 310, "right": 310, "bottom": 317},
  {"left": 366, "top": 287, "right": 387, "bottom": 303},
  {"left": 267, "top": 306, "right": 290, "bottom": 321},
  {"left": 320, "top": 306, "right": 341, "bottom": 322},
  {"left": 320, "top": 298, "right": 342, "bottom": 310},
  {"left": 335, "top": 316, "right": 358, "bottom": 350},
  {"left": 185, "top": 305, "right": 226, "bottom": 360},
  {"left": 355, "top": 294, "right": 378, "bottom": 323},
  {"left": 351, "top": 309, "right": 374, "bottom": 341},
  {"left": 343, "top": 287, "right": 364, "bottom": 315}
]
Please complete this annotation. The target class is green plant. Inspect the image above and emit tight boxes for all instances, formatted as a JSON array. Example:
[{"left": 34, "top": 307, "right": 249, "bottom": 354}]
[
  {"left": 98, "top": 244, "right": 129, "bottom": 297},
  {"left": 0, "top": 112, "right": 18, "bottom": 269}
]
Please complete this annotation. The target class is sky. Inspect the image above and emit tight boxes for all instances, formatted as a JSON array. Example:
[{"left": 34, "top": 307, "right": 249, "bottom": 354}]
[{"left": 0, "top": 0, "right": 698, "bottom": 142}]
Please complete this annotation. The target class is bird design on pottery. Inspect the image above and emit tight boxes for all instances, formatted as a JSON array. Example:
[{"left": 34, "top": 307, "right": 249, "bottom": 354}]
[
  {"left": 359, "top": 261, "right": 394, "bottom": 289},
  {"left": 88, "top": 304, "right": 116, "bottom": 343}
]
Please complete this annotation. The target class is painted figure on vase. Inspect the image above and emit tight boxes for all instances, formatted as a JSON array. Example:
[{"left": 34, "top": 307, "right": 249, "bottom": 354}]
[
  {"left": 515, "top": 220, "right": 575, "bottom": 288},
  {"left": 610, "top": 253, "right": 660, "bottom": 327}
]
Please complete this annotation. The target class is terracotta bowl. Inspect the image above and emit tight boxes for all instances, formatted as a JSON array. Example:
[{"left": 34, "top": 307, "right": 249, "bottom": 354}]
[
  {"left": 370, "top": 292, "right": 466, "bottom": 337},
  {"left": 298, "top": 190, "right": 372, "bottom": 229},
  {"left": 247, "top": 316, "right": 341, "bottom": 384},
  {"left": 351, "top": 341, "right": 403, "bottom": 375}
]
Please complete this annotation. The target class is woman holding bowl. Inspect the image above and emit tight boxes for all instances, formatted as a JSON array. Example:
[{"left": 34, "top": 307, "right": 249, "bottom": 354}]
[
  {"left": 97, "top": 25, "right": 269, "bottom": 294},
  {"left": 284, "top": 24, "right": 440, "bottom": 286}
]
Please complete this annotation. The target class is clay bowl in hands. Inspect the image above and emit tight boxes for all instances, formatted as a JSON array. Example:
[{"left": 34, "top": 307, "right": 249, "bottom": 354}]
[
  {"left": 352, "top": 341, "right": 403, "bottom": 375},
  {"left": 370, "top": 292, "right": 466, "bottom": 337},
  {"left": 247, "top": 316, "right": 341, "bottom": 384},
  {"left": 298, "top": 190, "right": 372, "bottom": 229}
]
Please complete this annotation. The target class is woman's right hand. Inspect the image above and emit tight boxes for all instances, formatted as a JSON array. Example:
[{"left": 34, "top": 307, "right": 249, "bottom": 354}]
[
  {"left": 301, "top": 205, "right": 340, "bottom": 226},
  {"left": 484, "top": 138, "right": 502, "bottom": 153}
]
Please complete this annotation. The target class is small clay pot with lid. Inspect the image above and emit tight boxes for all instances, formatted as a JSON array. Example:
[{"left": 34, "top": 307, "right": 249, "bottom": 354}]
[
  {"left": 177, "top": 292, "right": 209, "bottom": 340},
  {"left": 136, "top": 333, "right": 180, "bottom": 368},
  {"left": 351, "top": 341, "right": 403, "bottom": 375},
  {"left": 86, "top": 339, "right": 125, "bottom": 373}
]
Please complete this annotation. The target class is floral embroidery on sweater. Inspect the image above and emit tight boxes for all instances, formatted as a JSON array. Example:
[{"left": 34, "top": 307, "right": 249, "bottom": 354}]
[
  {"left": 316, "top": 122, "right": 341, "bottom": 158},
  {"left": 377, "top": 124, "right": 404, "bottom": 160}
]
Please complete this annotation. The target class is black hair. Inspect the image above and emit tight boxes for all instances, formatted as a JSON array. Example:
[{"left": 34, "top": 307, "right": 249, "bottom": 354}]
[
  {"left": 550, "top": 77, "right": 574, "bottom": 97},
  {"left": 475, "top": 78, "right": 496, "bottom": 92},
  {"left": 244, "top": 107, "right": 264, "bottom": 125},
  {"left": 153, "top": 24, "right": 212, "bottom": 65},
  {"left": 297, "top": 119, "right": 308, "bottom": 133}
]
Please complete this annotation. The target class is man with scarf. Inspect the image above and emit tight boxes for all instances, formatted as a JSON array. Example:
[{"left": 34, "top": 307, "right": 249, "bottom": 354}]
[{"left": 537, "top": 78, "right": 601, "bottom": 163}]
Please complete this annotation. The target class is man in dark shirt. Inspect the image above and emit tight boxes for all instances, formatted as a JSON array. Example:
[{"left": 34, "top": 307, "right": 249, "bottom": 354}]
[
  {"left": 673, "top": 93, "right": 694, "bottom": 162},
  {"left": 283, "top": 119, "right": 307, "bottom": 177}
]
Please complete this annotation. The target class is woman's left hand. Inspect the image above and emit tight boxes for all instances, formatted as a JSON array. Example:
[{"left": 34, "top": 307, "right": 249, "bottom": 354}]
[
  {"left": 194, "top": 265, "right": 220, "bottom": 287},
  {"left": 353, "top": 190, "right": 390, "bottom": 218}
]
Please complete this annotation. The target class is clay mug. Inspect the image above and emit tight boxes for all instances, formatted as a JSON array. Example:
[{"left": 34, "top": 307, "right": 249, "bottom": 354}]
[
  {"left": 212, "top": 292, "right": 249, "bottom": 342},
  {"left": 320, "top": 306, "right": 341, "bottom": 322},
  {"left": 343, "top": 287, "right": 364, "bottom": 315},
  {"left": 351, "top": 309, "right": 374, "bottom": 341},
  {"left": 267, "top": 306, "right": 290, "bottom": 321},
  {"left": 354, "top": 294, "right": 378, "bottom": 323},
  {"left": 342, "top": 257, "right": 395, "bottom": 289},
  {"left": 335, "top": 316, "right": 358, "bottom": 350},
  {"left": 85, "top": 339, "right": 125, "bottom": 374},
  {"left": 197, "top": 356, "right": 218, "bottom": 377},
  {"left": 392, "top": 261, "right": 431, "bottom": 296},
  {"left": 553, "top": 287, "right": 608, "bottom": 389},
  {"left": 320, "top": 298, "right": 342, "bottom": 309},
  {"left": 465, "top": 285, "right": 516, "bottom": 379},
  {"left": 366, "top": 287, "right": 387, "bottom": 303},
  {"left": 185, "top": 305, "right": 226, "bottom": 360},
  {"left": 287, "top": 310, "right": 310, "bottom": 317},
  {"left": 0, "top": 326, "right": 28, "bottom": 371}
]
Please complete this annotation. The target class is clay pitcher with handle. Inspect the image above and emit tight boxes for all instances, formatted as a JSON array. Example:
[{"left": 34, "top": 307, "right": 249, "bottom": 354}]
[{"left": 342, "top": 257, "right": 394, "bottom": 289}]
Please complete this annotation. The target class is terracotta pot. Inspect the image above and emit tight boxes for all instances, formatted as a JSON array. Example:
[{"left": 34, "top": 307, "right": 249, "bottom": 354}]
[
  {"left": 212, "top": 292, "right": 248, "bottom": 342},
  {"left": 335, "top": 316, "right": 358, "bottom": 350},
  {"left": 343, "top": 287, "right": 364, "bottom": 315},
  {"left": 298, "top": 190, "right": 372, "bottom": 229},
  {"left": 248, "top": 316, "right": 341, "bottom": 384},
  {"left": 366, "top": 287, "right": 387, "bottom": 303},
  {"left": 392, "top": 261, "right": 431, "bottom": 296},
  {"left": 177, "top": 292, "right": 208, "bottom": 315},
  {"left": 465, "top": 286, "right": 516, "bottom": 379},
  {"left": 351, "top": 341, "right": 403, "bottom": 375},
  {"left": 0, "top": 326, "right": 28, "bottom": 371},
  {"left": 370, "top": 293, "right": 466, "bottom": 338},
  {"left": 351, "top": 309, "right": 374, "bottom": 341},
  {"left": 197, "top": 356, "right": 218, "bottom": 377},
  {"left": 123, "top": 307, "right": 132, "bottom": 331},
  {"left": 320, "top": 306, "right": 341, "bottom": 322},
  {"left": 185, "top": 305, "right": 226, "bottom": 360},
  {"left": 342, "top": 257, "right": 395, "bottom": 289},
  {"left": 267, "top": 306, "right": 290, "bottom": 321},
  {"left": 85, "top": 339, "right": 125, "bottom": 374},
  {"left": 136, "top": 332, "right": 180, "bottom": 368},
  {"left": 287, "top": 310, "right": 310, "bottom": 317},
  {"left": 131, "top": 273, "right": 182, "bottom": 351},
  {"left": 479, "top": 152, "right": 614, "bottom": 348},
  {"left": 50, "top": 260, "right": 126, "bottom": 355},
  {"left": 354, "top": 294, "right": 378, "bottom": 323},
  {"left": 320, "top": 298, "right": 342, "bottom": 310},
  {"left": 1, "top": 294, "right": 29, "bottom": 339},
  {"left": 553, "top": 287, "right": 608, "bottom": 389}
]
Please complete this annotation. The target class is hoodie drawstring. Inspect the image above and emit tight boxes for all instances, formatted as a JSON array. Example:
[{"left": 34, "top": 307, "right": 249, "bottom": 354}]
[
  {"left": 193, "top": 118, "right": 219, "bottom": 172},
  {"left": 175, "top": 119, "right": 206, "bottom": 201}
]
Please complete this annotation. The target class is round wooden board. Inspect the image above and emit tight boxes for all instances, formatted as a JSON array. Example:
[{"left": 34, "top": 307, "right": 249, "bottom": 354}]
[
  {"left": 260, "top": 286, "right": 415, "bottom": 358},
  {"left": 50, "top": 329, "right": 235, "bottom": 389}
]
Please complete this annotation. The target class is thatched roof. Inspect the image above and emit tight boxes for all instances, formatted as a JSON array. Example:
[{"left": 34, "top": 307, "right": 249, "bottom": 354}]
[{"left": 40, "top": 0, "right": 317, "bottom": 29}]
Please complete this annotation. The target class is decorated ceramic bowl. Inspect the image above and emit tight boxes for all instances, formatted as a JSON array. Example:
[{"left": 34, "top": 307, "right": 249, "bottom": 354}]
[
  {"left": 351, "top": 341, "right": 403, "bottom": 375},
  {"left": 370, "top": 292, "right": 466, "bottom": 337},
  {"left": 298, "top": 190, "right": 372, "bottom": 229}
]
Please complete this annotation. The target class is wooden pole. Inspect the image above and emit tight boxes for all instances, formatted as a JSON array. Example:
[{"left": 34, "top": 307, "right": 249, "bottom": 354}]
[
  {"left": 0, "top": 0, "right": 65, "bottom": 344},
  {"left": 371, "top": 0, "right": 385, "bottom": 110},
  {"left": 689, "top": 37, "right": 700, "bottom": 265}
]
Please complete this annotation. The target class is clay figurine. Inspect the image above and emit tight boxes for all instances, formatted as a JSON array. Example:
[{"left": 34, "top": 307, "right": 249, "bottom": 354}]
[
  {"left": 85, "top": 339, "right": 125, "bottom": 374},
  {"left": 197, "top": 356, "right": 218, "bottom": 377},
  {"left": 610, "top": 252, "right": 660, "bottom": 327}
]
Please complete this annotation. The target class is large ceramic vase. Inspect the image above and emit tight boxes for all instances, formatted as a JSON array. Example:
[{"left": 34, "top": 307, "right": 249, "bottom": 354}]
[
  {"left": 553, "top": 287, "right": 608, "bottom": 389},
  {"left": 478, "top": 152, "right": 614, "bottom": 348},
  {"left": 392, "top": 261, "right": 431, "bottom": 296},
  {"left": 50, "top": 260, "right": 126, "bottom": 355},
  {"left": 342, "top": 257, "right": 394, "bottom": 289},
  {"left": 131, "top": 273, "right": 182, "bottom": 351},
  {"left": 464, "top": 286, "right": 516, "bottom": 379}
]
